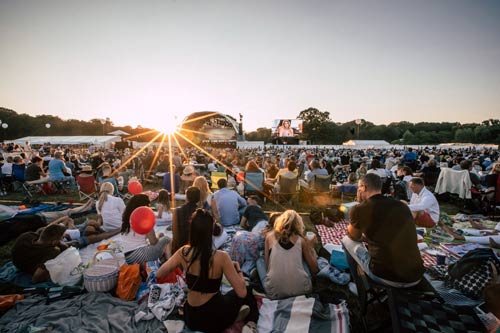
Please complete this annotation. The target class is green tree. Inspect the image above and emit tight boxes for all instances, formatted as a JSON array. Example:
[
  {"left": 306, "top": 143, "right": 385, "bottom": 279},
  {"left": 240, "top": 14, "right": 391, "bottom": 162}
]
[
  {"left": 402, "top": 130, "right": 415, "bottom": 144},
  {"left": 297, "top": 107, "right": 331, "bottom": 144},
  {"left": 454, "top": 128, "right": 474, "bottom": 142},
  {"left": 245, "top": 128, "right": 272, "bottom": 143}
]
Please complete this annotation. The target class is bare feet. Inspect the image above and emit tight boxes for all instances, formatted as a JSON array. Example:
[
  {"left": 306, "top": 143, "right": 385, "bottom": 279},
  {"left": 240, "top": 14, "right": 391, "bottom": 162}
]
[
  {"left": 490, "top": 237, "right": 500, "bottom": 249},
  {"left": 442, "top": 225, "right": 465, "bottom": 241}
]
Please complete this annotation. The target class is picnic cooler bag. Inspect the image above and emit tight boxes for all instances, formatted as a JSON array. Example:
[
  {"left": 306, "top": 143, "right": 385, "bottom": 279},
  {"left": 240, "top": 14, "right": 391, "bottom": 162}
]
[{"left": 84, "top": 251, "right": 120, "bottom": 292}]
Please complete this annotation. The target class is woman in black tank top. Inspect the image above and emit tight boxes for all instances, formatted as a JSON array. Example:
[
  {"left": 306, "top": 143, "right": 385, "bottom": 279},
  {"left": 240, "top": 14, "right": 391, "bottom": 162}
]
[{"left": 157, "top": 209, "right": 258, "bottom": 333}]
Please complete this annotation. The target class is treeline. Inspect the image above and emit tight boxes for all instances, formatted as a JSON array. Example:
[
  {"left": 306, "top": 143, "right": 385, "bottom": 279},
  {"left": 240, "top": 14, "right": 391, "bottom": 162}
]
[
  {"left": 0, "top": 107, "right": 159, "bottom": 142},
  {"left": 2, "top": 106, "right": 499, "bottom": 145},
  {"left": 245, "top": 107, "right": 500, "bottom": 145}
]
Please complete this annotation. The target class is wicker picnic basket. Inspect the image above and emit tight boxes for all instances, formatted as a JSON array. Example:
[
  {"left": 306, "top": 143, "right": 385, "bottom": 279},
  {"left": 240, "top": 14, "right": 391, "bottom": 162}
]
[{"left": 83, "top": 250, "right": 120, "bottom": 292}]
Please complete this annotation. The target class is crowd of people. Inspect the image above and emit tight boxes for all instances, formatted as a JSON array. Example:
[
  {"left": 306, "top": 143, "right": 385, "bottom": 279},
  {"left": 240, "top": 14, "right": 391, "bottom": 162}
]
[{"left": 2, "top": 141, "right": 500, "bottom": 332}]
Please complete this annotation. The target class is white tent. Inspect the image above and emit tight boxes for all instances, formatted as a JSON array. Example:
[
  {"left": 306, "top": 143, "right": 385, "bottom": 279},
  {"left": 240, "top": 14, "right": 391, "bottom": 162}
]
[
  {"left": 107, "top": 130, "right": 130, "bottom": 136},
  {"left": 342, "top": 140, "right": 390, "bottom": 148},
  {"left": 13, "top": 136, "right": 122, "bottom": 146}
]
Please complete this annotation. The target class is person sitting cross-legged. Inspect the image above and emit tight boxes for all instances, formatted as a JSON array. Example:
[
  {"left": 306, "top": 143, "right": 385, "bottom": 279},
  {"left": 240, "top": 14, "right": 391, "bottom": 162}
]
[
  {"left": 212, "top": 178, "right": 247, "bottom": 227},
  {"left": 264, "top": 210, "right": 318, "bottom": 299},
  {"left": 156, "top": 209, "right": 258, "bottom": 333},
  {"left": 342, "top": 173, "right": 424, "bottom": 288},
  {"left": 404, "top": 177, "right": 440, "bottom": 228}
]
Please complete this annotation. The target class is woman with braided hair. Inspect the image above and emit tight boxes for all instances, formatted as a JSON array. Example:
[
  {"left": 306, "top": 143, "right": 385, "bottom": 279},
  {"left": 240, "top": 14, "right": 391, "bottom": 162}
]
[{"left": 264, "top": 210, "right": 318, "bottom": 299}]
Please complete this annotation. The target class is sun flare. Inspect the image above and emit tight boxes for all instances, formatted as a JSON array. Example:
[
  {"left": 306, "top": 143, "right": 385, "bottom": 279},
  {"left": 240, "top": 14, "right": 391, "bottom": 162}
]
[{"left": 157, "top": 117, "right": 180, "bottom": 135}]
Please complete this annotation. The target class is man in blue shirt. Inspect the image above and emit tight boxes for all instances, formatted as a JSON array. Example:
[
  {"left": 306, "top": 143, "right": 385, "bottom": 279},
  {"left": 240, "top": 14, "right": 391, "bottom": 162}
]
[
  {"left": 213, "top": 178, "right": 247, "bottom": 227},
  {"left": 163, "top": 165, "right": 181, "bottom": 194},
  {"left": 48, "top": 151, "right": 76, "bottom": 187}
]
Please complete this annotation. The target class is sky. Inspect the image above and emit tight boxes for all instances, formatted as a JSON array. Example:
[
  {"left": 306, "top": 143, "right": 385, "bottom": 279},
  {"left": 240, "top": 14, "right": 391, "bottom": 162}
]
[{"left": 1, "top": 0, "right": 500, "bottom": 132}]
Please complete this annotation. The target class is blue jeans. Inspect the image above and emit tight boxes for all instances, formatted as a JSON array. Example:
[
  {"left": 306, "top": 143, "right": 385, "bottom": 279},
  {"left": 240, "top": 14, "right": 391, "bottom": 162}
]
[{"left": 341, "top": 236, "right": 420, "bottom": 288}]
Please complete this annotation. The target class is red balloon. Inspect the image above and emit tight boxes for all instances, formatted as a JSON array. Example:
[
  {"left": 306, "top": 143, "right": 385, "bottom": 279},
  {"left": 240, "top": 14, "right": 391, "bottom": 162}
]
[
  {"left": 128, "top": 181, "right": 143, "bottom": 194},
  {"left": 130, "top": 206, "right": 155, "bottom": 235}
]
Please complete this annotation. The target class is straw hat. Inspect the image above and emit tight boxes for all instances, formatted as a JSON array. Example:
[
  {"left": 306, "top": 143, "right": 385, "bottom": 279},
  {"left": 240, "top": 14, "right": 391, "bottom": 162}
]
[
  {"left": 183, "top": 165, "right": 195, "bottom": 175},
  {"left": 181, "top": 165, "right": 196, "bottom": 181}
]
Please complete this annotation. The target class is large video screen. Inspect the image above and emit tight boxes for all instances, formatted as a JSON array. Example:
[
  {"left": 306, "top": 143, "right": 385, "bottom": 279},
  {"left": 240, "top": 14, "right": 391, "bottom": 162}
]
[{"left": 271, "top": 119, "right": 303, "bottom": 138}]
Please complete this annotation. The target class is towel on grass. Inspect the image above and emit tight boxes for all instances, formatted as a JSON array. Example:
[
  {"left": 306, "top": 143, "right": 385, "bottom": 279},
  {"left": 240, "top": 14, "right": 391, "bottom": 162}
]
[{"left": 257, "top": 295, "right": 349, "bottom": 333}]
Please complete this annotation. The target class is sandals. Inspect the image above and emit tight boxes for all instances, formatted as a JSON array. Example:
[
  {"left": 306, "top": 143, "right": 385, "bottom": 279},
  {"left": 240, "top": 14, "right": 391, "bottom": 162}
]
[{"left": 235, "top": 305, "right": 250, "bottom": 322}]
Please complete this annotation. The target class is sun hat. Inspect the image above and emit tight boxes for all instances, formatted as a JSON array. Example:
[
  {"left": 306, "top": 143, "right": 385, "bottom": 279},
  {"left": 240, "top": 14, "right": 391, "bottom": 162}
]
[{"left": 183, "top": 165, "right": 195, "bottom": 175}]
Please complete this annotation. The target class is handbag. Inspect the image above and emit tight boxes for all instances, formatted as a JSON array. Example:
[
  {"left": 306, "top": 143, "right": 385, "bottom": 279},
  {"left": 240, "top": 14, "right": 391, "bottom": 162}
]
[
  {"left": 116, "top": 264, "right": 141, "bottom": 301},
  {"left": 45, "top": 246, "right": 83, "bottom": 286}
]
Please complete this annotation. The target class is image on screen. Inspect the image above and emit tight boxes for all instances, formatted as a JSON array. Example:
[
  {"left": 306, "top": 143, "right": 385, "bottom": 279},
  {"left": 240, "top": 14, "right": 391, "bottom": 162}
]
[{"left": 272, "top": 119, "right": 303, "bottom": 138}]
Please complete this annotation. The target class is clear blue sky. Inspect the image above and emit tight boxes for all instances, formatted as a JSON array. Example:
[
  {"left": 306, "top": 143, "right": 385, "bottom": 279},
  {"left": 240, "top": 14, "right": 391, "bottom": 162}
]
[{"left": 1, "top": 0, "right": 499, "bottom": 132}]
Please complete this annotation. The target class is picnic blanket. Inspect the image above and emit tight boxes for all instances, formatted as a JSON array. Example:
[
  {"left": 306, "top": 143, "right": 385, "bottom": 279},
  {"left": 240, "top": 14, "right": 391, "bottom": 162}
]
[
  {"left": 316, "top": 224, "right": 438, "bottom": 268},
  {"left": 257, "top": 295, "right": 349, "bottom": 333},
  {"left": 0, "top": 292, "right": 165, "bottom": 333}
]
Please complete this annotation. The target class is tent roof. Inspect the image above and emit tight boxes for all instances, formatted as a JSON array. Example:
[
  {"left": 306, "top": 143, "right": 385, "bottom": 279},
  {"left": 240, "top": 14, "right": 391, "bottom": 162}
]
[
  {"left": 342, "top": 140, "right": 390, "bottom": 146},
  {"left": 13, "top": 136, "right": 122, "bottom": 145},
  {"left": 107, "top": 130, "right": 130, "bottom": 136}
]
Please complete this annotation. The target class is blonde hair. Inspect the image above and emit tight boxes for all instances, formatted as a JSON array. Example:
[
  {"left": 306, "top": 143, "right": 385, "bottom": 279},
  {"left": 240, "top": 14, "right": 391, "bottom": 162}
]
[
  {"left": 192, "top": 176, "right": 212, "bottom": 207},
  {"left": 98, "top": 182, "right": 115, "bottom": 211},
  {"left": 273, "top": 210, "right": 304, "bottom": 244}
]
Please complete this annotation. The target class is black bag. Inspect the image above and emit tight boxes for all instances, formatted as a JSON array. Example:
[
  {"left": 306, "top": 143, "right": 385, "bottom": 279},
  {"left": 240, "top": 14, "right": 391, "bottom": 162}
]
[{"left": 445, "top": 248, "right": 500, "bottom": 299}]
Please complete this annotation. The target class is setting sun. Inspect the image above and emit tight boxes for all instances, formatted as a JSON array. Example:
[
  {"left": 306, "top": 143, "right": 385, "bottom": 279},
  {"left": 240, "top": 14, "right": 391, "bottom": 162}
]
[{"left": 155, "top": 116, "right": 180, "bottom": 135}]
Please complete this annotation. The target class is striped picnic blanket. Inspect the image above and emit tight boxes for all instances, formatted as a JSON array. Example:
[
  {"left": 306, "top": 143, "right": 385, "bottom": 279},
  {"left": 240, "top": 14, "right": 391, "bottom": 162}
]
[
  {"left": 257, "top": 295, "right": 349, "bottom": 333},
  {"left": 316, "top": 224, "right": 437, "bottom": 268}
]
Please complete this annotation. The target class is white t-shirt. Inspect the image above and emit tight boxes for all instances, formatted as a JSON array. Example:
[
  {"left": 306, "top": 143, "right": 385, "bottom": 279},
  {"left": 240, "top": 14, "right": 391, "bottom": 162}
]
[
  {"left": 120, "top": 231, "right": 148, "bottom": 253},
  {"left": 155, "top": 211, "right": 172, "bottom": 226},
  {"left": 96, "top": 195, "right": 126, "bottom": 232}
]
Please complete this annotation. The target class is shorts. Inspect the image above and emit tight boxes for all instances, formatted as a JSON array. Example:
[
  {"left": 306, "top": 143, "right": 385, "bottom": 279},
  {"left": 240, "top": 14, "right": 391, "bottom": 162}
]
[{"left": 415, "top": 212, "right": 436, "bottom": 228}]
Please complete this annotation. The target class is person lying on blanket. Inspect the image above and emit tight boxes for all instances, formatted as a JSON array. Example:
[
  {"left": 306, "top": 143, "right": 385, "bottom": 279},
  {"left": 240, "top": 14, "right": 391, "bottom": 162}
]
[
  {"left": 157, "top": 209, "right": 259, "bottom": 333},
  {"left": 443, "top": 220, "right": 500, "bottom": 249},
  {"left": 11, "top": 216, "right": 120, "bottom": 283},
  {"left": 0, "top": 199, "right": 98, "bottom": 246}
]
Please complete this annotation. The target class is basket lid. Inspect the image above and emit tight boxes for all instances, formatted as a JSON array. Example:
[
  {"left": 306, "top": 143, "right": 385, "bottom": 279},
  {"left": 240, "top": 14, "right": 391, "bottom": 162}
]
[{"left": 84, "top": 259, "right": 119, "bottom": 278}]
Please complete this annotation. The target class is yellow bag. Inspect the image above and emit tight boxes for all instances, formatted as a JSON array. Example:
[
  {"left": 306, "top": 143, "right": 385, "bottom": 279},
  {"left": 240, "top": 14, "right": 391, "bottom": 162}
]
[{"left": 116, "top": 264, "right": 141, "bottom": 301}]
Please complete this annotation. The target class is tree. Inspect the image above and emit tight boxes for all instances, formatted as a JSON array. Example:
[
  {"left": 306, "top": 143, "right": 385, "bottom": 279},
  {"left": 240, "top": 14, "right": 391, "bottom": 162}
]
[
  {"left": 245, "top": 128, "right": 272, "bottom": 143},
  {"left": 402, "top": 130, "right": 415, "bottom": 144},
  {"left": 297, "top": 107, "right": 331, "bottom": 144}
]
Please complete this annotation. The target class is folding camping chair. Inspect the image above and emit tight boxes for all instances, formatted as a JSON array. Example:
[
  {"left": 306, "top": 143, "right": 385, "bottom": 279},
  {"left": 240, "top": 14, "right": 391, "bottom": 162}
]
[
  {"left": 338, "top": 183, "right": 358, "bottom": 202},
  {"left": 274, "top": 174, "right": 299, "bottom": 208},
  {"left": 244, "top": 172, "right": 265, "bottom": 200},
  {"left": 210, "top": 172, "right": 227, "bottom": 191},
  {"left": 22, "top": 178, "right": 50, "bottom": 198},
  {"left": 76, "top": 174, "right": 98, "bottom": 201},
  {"left": 305, "top": 174, "right": 333, "bottom": 206}
]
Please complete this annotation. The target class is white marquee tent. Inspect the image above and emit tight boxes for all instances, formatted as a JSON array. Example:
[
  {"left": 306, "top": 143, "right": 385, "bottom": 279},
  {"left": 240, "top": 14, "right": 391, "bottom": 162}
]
[
  {"left": 13, "top": 136, "right": 122, "bottom": 146},
  {"left": 342, "top": 140, "right": 390, "bottom": 148}
]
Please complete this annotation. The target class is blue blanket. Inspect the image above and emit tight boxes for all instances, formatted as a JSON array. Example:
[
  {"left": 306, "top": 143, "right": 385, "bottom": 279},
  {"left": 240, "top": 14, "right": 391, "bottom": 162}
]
[{"left": 0, "top": 261, "right": 56, "bottom": 288}]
